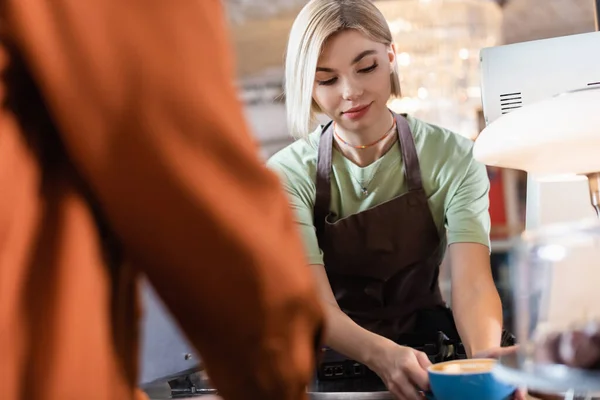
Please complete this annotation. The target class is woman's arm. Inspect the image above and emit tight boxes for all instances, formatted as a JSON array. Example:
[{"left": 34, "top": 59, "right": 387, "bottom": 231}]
[
  {"left": 310, "top": 264, "right": 431, "bottom": 400},
  {"left": 310, "top": 264, "right": 391, "bottom": 364},
  {"left": 448, "top": 243, "right": 503, "bottom": 357},
  {"left": 445, "top": 146, "right": 503, "bottom": 357}
]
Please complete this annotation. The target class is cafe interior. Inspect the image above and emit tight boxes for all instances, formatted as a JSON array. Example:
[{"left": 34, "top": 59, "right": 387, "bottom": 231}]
[{"left": 141, "top": 0, "right": 600, "bottom": 399}]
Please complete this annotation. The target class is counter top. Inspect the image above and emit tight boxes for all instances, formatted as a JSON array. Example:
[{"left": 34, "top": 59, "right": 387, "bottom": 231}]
[
  {"left": 148, "top": 394, "right": 556, "bottom": 399},
  {"left": 149, "top": 397, "right": 221, "bottom": 400}
]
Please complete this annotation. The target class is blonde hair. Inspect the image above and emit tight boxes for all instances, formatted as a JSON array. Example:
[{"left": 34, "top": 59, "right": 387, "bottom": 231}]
[{"left": 285, "top": 0, "right": 401, "bottom": 139}]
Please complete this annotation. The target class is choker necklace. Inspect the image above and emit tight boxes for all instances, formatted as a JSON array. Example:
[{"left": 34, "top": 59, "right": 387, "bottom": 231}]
[{"left": 333, "top": 117, "right": 396, "bottom": 149}]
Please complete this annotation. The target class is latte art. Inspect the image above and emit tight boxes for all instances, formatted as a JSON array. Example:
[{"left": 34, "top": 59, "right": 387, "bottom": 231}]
[{"left": 430, "top": 359, "right": 495, "bottom": 374}]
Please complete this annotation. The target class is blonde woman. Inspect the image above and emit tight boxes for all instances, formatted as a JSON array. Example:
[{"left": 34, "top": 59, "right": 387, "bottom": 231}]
[{"left": 267, "top": 0, "right": 516, "bottom": 399}]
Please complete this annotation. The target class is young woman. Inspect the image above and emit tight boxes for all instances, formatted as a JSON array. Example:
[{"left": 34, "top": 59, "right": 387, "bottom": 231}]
[{"left": 268, "top": 0, "right": 509, "bottom": 399}]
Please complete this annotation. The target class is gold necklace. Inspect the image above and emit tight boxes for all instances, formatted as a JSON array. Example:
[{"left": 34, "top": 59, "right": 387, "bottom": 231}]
[{"left": 334, "top": 118, "right": 396, "bottom": 149}]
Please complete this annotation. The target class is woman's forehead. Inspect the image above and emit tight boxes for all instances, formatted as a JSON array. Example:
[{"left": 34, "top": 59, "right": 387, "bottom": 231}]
[{"left": 319, "top": 30, "right": 384, "bottom": 65}]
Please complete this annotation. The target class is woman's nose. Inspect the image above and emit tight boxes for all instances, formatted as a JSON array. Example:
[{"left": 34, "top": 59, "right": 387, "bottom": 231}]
[{"left": 341, "top": 78, "right": 363, "bottom": 101}]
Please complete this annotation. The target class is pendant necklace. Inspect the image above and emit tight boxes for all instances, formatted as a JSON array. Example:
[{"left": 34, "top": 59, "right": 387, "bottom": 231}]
[{"left": 348, "top": 162, "right": 383, "bottom": 196}]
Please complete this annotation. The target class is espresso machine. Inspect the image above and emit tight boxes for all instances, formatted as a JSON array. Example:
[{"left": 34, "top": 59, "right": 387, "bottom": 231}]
[{"left": 474, "top": 5, "right": 600, "bottom": 398}]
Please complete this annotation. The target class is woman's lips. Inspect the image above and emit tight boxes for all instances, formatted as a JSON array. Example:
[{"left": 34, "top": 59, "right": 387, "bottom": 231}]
[{"left": 342, "top": 103, "right": 372, "bottom": 120}]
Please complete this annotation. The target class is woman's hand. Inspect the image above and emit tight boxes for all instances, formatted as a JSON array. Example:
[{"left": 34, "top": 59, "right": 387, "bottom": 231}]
[
  {"left": 369, "top": 341, "right": 432, "bottom": 400},
  {"left": 473, "top": 346, "right": 526, "bottom": 400}
]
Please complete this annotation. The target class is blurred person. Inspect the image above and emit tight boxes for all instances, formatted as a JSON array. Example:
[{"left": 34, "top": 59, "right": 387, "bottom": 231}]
[
  {"left": 267, "top": 0, "right": 514, "bottom": 398},
  {"left": 0, "top": 1, "right": 323, "bottom": 400}
]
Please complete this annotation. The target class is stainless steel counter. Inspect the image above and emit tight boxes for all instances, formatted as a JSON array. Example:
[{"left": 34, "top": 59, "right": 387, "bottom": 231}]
[
  {"left": 147, "top": 394, "right": 394, "bottom": 400},
  {"left": 148, "top": 397, "right": 221, "bottom": 400},
  {"left": 308, "top": 393, "right": 394, "bottom": 400},
  {"left": 145, "top": 390, "right": 565, "bottom": 399}
]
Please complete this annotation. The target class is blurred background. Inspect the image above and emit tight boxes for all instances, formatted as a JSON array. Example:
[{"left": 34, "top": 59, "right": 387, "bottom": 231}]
[{"left": 224, "top": 0, "right": 597, "bottom": 328}]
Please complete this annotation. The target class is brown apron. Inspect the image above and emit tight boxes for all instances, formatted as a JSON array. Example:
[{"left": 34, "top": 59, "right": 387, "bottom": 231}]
[{"left": 314, "top": 112, "right": 453, "bottom": 341}]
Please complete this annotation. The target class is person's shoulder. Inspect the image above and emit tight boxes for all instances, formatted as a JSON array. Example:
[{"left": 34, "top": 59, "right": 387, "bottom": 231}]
[
  {"left": 407, "top": 114, "right": 475, "bottom": 159},
  {"left": 406, "top": 114, "right": 485, "bottom": 191},
  {"left": 266, "top": 127, "right": 321, "bottom": 186}
]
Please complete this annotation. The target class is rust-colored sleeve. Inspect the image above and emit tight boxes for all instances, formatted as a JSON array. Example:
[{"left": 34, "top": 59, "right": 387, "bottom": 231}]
[{"left": 4, "top": 0, "right": 323, "bottom": 398}]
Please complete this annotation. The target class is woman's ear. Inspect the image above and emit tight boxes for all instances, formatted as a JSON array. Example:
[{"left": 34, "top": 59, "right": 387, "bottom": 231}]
[{"left": 388, "top": 43, "right": 397, "bottom": 70}]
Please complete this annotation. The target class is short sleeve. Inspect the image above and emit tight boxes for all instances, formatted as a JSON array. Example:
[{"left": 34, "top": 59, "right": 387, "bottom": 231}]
[
  {"left": 267, "top": 163, "right": 325, "bottom": 265},
  {"left": 445, "top": 159, "right": 491, "bottom": 249}
]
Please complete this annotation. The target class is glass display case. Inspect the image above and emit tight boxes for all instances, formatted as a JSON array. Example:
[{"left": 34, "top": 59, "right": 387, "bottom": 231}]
[{"left": 494, "top": 220, "right": 600, "bottom": 396}]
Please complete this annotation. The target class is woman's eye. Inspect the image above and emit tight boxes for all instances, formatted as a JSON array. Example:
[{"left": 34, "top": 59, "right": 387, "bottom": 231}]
[
  {"left": 317, "top": 77, "right": 338, "bottom": 86},
  {"left": 358, "top": 63, "right": 378, "bottom": 73}
]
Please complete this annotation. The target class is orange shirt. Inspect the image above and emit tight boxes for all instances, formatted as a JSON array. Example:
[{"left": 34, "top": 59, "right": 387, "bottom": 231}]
[{"left": 0, "top": 1, "right": 323, "bottom": 399}]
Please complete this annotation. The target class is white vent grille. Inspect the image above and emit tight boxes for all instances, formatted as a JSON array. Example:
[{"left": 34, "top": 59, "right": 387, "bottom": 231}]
[{"left": 500, "top": 92, "right": 523, "bottom": 114}]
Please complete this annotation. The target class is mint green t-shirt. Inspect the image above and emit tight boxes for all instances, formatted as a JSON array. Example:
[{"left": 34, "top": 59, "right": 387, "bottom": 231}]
[{"left": 267, "top": 115, "right": 491, "bottom": 265}]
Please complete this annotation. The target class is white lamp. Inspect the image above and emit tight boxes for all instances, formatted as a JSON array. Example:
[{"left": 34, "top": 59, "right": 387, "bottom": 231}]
[{"left": 474, "top": 86, "right": 600, "bottom": 217}]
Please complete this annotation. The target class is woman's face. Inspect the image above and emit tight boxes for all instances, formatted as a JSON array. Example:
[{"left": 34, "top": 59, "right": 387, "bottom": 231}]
[{"left": 313, "top": 29, "right": 396, "bottom": 131}]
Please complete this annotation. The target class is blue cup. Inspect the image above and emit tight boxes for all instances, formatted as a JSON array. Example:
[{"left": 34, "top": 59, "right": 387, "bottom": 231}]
[{"left": 427, "top": 359, "right": 516, "bottom": 400}]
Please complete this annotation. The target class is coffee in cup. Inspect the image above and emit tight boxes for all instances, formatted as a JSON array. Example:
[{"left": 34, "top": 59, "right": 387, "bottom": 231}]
[
  {"left": 429, "top": 359, "right": 495, "bottom": 374},
  {"left": 427, "top": 359, "right": 516, "bottom": 400}
]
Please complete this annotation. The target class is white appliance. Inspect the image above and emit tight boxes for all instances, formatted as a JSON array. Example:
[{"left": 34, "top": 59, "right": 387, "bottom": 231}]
[
  {"left": 475, "top": 26, "right": 600, "bottom": 396},
  {"left": 478, "top": 31, "right": 600, "bottom": 229}
]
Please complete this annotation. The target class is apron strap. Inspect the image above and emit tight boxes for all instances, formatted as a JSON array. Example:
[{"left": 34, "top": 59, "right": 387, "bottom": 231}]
[
  {"left": 314, "top": 120, "right": 334, "bottom": 238},
  {"left": 395, "top": 113, "right": 424, "bottom": 193}
]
